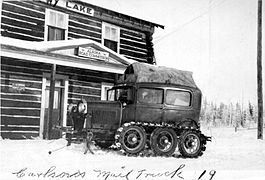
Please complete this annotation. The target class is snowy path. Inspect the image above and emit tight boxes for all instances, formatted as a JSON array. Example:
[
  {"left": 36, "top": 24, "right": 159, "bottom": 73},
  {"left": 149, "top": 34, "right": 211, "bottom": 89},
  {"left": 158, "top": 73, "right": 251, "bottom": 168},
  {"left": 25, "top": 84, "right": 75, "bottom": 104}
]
[{"left": 1, "top": 128, "right": 265, "bottom": 180}]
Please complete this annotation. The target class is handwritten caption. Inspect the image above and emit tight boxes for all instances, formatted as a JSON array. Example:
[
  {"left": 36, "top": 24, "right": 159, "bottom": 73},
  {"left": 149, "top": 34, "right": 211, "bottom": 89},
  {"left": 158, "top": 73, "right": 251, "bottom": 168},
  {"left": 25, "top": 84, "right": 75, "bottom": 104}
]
[{"left": 12, "top": 165, "right": 216, "bottom": 180}]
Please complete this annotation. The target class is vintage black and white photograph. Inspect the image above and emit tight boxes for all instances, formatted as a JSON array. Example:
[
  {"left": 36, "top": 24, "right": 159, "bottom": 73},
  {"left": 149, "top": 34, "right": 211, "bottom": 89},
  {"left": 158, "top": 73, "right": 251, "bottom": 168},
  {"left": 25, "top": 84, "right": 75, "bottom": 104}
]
[{"left": 0, "top": 0, "right": 264, "bottom": 180}]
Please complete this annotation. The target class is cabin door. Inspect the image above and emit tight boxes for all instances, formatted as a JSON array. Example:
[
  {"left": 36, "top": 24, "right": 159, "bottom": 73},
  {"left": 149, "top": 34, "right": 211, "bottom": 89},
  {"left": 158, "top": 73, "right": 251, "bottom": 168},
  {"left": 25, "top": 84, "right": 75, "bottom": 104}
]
[{"left": 40, "top": 76, "right": 68, "bottom": 139}]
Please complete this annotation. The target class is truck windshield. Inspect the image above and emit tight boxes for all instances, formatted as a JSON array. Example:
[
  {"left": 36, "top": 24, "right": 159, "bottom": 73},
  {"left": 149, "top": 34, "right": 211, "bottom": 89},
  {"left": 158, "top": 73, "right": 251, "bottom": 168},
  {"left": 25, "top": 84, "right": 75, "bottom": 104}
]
[{"left": 107, "top": 86, "right": 133, "bottom": 103}]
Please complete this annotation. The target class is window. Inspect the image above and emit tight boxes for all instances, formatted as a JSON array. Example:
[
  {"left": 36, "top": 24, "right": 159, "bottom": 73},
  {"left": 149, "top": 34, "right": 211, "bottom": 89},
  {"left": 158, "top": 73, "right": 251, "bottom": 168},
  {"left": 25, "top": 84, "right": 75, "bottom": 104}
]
[
  {"left": 45, "top": 9, "right": 68, "bottom": 41},
  {"left": 166, "top": 89, "right": 191, "bottom": 106},
  {"left": 102, "top": 22, "right": 120, "bottom": 52},
  {"left": 101, "top": 83, "right": 113, "bottom": 100},
  {"left": 48, "top": 27, "right": 65, "bottom": 41},
  {"left": 138, "top": 88, "right": 163, "bottom": 104},
  {"left": 107, "top": 86, "right": 133, "bottom": 104}
]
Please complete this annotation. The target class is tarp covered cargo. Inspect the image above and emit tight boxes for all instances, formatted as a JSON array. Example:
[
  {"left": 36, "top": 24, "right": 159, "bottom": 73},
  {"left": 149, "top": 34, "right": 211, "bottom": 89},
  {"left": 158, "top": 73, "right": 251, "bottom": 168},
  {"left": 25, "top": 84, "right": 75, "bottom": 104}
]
[{"left": 118, "top": 62, "right": 198, "bottom": 88}]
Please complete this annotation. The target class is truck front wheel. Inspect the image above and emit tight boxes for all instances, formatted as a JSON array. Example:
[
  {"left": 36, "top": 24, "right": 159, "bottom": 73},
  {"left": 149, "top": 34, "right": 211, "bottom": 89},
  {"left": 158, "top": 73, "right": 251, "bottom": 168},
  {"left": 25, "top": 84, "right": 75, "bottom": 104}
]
[{"left": 119, "top": 125, "right": 146, "bottom": 154}]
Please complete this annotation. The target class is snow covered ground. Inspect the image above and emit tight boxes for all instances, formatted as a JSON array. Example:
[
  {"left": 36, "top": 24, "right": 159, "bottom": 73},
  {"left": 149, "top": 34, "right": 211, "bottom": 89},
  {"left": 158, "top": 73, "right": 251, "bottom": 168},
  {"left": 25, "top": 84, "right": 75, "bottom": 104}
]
[{"left": 1, "top": 127, "right": 265, "bottom": 180}]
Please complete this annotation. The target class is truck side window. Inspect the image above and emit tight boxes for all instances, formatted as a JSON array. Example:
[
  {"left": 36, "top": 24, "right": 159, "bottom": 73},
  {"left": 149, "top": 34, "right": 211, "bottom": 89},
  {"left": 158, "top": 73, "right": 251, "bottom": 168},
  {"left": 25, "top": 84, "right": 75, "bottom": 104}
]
[
  {"left": 117, "top": 88, "right": 133, "bottom": 103},
  {"left": 107, "top": 89, "right": 115, "bottom": 101},
  {"left": 138, "top": 88, "right": 163, "bottom": 104},
  {"left": 166, "top": 89, "right": 191, "bottom": 106}
]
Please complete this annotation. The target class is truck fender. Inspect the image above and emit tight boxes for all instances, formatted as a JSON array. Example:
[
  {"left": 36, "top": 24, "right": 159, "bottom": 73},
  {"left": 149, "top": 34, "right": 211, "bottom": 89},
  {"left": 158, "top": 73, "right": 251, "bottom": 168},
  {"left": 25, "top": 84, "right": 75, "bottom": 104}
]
[{"left": 177, "top": 119, "right": 199, "bottom": 130}]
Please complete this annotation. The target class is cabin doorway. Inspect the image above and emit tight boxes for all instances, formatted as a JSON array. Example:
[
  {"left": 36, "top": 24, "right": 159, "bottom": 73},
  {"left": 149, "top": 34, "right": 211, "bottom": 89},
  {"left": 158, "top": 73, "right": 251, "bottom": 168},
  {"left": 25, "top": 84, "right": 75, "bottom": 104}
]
[{"left": 40, "top": 74, "right": 68, "bottom": 139}]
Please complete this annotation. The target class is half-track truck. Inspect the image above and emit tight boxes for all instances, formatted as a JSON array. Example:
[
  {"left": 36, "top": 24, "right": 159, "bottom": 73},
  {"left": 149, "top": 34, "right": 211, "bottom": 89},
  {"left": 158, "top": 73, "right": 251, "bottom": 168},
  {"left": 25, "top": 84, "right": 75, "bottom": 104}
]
[{"left": 70, "top": 62, "right": 211, "bottom": 158}]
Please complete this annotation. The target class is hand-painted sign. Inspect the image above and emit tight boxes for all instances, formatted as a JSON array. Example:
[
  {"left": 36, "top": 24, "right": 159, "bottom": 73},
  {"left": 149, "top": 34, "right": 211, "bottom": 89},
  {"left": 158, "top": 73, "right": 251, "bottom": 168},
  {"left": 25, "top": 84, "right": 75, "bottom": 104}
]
[
  {"left": 45, "top": 0, "right": 94, "bottom": 16},
  {"left": 66, "top": 1, "right": 94, "bottom": 16},
  {"left": 78, "top": 47, "right": 109, "bottom": 61},
  {"left": 11, "top": 83, "right": 26, "bottom": 92}
]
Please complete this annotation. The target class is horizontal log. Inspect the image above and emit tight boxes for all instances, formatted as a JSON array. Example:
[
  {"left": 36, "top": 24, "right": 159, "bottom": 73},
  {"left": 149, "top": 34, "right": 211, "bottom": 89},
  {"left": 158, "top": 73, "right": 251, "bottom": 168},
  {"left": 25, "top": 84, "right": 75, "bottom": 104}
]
[
  {"left": 1, "top": 31, "right": 43, "bottom": 41},
  {"left": 122, "top": 55, "right": 147, "bottom": 63},
  {"left": 1, "top": 116, "right": 40, "bottom": 126},
  {"left": 69, "top": 79, "right": 101, "bottom": 89},
  {"left": 68, "top": 86, "right": 101, "bottom": 96},
  {"left": 0, "top": 93, "right": 41, "bottom": 102},
  {"left": 1, "top": 23, "right": 44, "bottom": 38},
  {"left": 120, "top": 49, "right": 147, "bottom": 59},
  {"left": 1, "top": 65, "right": 44, "bottom": 77},
  {"left": 2, "top": 9, "right": 44, "bottom": 26},
  {"left": 1, "top": 99, "right": 41, "bottom": 108},
  {"left": 56, "top": 66, "right": 115, "bottom": 82},
  {"left": 1, "top": 73, "right": 42, "bottom": 82},
  {"left": 68, "top": 96, "right": 100, "bottom": 104},
  {"left": 1, "top": 85, "right": 41, "bottom": 94},
  {"left": 67, "top": 32, "right": 101, "bottom": 43},
  {"left": 1, "top": 108, "right": 41, "bottom": 117},
  {"left": 1, "top": 57, "right": 51, "bottom": 70},
  {"left": 1, "top": 16, "right": 41, "bottom": 31},
  {"left": 0, "top": 132, "right": 39, "bottom": 139},
  {"left": 68, "top": 91, "right": 100, "bottom": 99},
  {"left": 1, "top": 126, "right": 39, "bottom": 132},
  {"left": 120, "top": 29, "right": 145, "bottom": 39},
  {"left": 56, "top": 66, "right": 104, "bottom": 78},
  {"left": 120, "top": 39, "right": 147, "bottom": 49},
  {"left": 1, "top": 86, "right": 42, "bottom": 95},
  {"left": 0, "top": 78, "right": 42, "bottom": 89},
  {"left": 70, "top": 14, "right": 101, "bottom": 28},
  {"left": 120, "top": 32, "right": 145, "bottom": 43},
  {"left": 8, "top": 1, "right": 45, "bottom": 13},
  {"left": 69, "top": 20, "right": 101, "bottom": 33},
  {"left": 68, "top": 26, "right": 101, "bottom": 40},
  {"left": 120, "top": 44, "right": 147, "bottom": 55},
  {"left": 2, "top": 2, "right": 45, "bottom": 19}
]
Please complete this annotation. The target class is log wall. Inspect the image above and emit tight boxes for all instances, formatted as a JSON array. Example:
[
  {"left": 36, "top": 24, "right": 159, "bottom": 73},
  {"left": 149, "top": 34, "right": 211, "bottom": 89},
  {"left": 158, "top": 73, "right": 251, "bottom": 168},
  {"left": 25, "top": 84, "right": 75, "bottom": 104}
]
[
  {"left": 0, "top": 57, "right": 46, "bottom": 139},
  {"left": 1, "top": 0, "right": 152, "bottom": 63},
  {"left": 0, "top": 57, "right": 115, "bottom": 139}
]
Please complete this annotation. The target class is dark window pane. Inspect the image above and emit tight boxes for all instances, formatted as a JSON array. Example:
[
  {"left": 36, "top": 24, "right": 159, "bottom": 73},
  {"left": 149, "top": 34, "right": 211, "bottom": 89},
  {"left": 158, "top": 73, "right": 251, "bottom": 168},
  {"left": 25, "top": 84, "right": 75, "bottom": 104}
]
[
  {"left": 48, "top": 26, "right": 65, "bottom": 41},
  {"left": 104, "top": 39, "right": 118, "bottom": 52}
]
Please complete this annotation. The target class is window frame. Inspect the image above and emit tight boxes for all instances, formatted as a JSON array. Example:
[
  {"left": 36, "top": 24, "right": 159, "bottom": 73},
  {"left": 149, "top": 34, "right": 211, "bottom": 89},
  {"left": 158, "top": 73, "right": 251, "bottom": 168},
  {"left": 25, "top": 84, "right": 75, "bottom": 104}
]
[
  {"left": 44, "top": 9, "right": 69, "bottom": 41},
  {"left": 165, "top": 88, "right": 192, "bottom": 107},
  {"left": 102, "top": 22, "right": 120, "bottom": 53},
  {"left": 137, "top": 87, "right": 164, "bottom": 105},
  {"left": 101, "top": 82, "right": 114, "bottom": 100}
]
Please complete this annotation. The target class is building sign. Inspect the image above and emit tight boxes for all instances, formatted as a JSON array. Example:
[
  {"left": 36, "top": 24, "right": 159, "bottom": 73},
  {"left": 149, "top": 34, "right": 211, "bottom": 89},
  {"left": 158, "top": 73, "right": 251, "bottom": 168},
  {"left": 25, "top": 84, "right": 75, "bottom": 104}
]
[
  {"left": 66, "top": 1, "right": 94, "bottom": 16},
  {"left": 45, "top": 0, "right": 94, "bottom": 16},
  {"left": 11, "top": 83, "right": 26, "bottom": 92},
  {"left": 77, "top": 47, "right": 109, "bottom": 61}
]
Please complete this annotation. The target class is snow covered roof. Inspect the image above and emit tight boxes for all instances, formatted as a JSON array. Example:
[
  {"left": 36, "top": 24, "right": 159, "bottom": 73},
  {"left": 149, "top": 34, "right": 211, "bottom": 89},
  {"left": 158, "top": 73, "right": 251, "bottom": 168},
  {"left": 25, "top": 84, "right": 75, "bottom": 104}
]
[
  {"left": 0, "top": 37, "right": 137, "bottom": 74},
  {"left": 118, "top": 62, "right": 198, "bottom": 88},
  {"left": 0, "top": 37, "right": 136, "bottom": 65}
]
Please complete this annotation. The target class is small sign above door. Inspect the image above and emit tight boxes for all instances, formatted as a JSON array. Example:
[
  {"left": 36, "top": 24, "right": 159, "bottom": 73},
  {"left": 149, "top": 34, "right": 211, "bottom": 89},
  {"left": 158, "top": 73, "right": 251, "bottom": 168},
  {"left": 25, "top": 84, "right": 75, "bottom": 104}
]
[{"left": 77, "top": 47, "right": 110, "bottom": 61}]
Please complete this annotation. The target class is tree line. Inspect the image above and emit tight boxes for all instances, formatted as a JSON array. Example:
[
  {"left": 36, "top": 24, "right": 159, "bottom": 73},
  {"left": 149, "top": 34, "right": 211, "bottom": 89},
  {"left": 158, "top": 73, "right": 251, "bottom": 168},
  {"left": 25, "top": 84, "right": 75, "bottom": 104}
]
[{"left": 200, "top": 98, "right": 260, "bottom": 129}]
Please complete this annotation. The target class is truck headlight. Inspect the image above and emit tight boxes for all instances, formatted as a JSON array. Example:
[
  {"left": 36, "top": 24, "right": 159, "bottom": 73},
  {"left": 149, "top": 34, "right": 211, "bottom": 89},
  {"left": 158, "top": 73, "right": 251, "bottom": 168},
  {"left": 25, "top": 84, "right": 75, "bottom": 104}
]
[{"left": 78, "top": 101, "right": 87, "bottom": 114}]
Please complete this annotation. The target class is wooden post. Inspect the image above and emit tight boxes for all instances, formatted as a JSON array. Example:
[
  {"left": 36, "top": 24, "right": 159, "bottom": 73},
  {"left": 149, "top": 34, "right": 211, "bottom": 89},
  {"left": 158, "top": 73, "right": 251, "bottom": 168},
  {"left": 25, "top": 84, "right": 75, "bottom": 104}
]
[
  {"left": 257, "top": 0, "right": 263, "bottom": 140},
  {"left": 46, "top": 64, "right": 56, "bottom": 140}
]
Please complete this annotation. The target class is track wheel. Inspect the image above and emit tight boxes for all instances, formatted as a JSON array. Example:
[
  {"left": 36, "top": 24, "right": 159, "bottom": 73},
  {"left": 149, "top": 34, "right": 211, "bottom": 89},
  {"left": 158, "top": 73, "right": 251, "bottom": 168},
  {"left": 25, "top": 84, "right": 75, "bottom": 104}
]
[
  {"left": 119, "top": 125, "right": 146, "bottom": 154},
  {"left": 178, "top": 130, "right": 203, "bottom": 158},
  {"left": 150, "top": 128, "right": 177, "bottom": 156}
]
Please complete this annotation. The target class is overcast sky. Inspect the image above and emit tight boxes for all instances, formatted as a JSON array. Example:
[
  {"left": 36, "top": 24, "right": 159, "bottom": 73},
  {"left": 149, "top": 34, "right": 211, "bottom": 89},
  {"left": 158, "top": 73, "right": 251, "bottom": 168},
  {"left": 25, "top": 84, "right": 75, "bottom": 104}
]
[
  {"left": 18, "top": 0, "right": 265, "bottom": 106},
  {"left": 88, "top": 0, "right": 264, "bottom": 106}
]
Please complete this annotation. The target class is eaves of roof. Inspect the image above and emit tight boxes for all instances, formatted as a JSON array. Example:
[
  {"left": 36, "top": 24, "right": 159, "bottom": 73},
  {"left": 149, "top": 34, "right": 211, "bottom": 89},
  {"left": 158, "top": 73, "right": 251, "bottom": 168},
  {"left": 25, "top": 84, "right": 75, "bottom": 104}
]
[{"left": 1, "top": 44, "right": 127, "bottom": 74}]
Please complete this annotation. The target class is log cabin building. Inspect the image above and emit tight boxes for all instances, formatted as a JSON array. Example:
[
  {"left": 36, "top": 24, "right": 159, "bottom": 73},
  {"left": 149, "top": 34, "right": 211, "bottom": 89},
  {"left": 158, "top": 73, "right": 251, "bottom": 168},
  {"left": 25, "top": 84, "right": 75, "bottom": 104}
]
[{"left": 0, "top": 0, "right": 164, "bottom": 139}]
